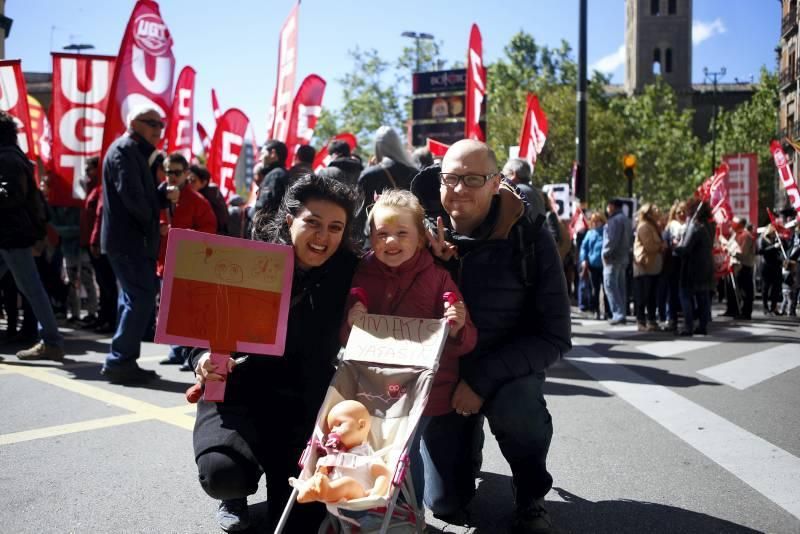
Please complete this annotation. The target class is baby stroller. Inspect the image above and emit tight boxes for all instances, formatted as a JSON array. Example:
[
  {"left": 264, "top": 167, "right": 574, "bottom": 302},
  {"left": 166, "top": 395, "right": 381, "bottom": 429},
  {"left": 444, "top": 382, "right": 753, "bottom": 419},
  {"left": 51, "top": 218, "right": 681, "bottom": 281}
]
[{"left": 276, "top": 313, "right": 449, "bottom": 534}]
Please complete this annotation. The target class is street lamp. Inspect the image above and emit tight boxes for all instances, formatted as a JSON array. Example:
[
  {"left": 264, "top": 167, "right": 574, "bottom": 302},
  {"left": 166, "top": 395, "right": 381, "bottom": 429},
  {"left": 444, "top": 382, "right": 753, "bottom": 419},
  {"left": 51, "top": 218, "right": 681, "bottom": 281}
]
[
  {"left": 63, "top": 43, "right": 94, "bottom": 54},
  {"left": 704, "top": 66, "right": 726, "bottom": 175},
  {"left": 401, "top": 31, "right": 435, "bottom": 73}
]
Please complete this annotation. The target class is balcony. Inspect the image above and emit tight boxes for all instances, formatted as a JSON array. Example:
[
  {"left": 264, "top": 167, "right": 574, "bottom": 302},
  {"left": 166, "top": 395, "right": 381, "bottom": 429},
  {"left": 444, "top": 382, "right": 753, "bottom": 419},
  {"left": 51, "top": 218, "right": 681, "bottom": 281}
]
[
  {"left": 783, "top": 7, "right": 798, "bottom": 36},
  {"left": 780, "top": 67, "right": 796, "bottom": 90}
]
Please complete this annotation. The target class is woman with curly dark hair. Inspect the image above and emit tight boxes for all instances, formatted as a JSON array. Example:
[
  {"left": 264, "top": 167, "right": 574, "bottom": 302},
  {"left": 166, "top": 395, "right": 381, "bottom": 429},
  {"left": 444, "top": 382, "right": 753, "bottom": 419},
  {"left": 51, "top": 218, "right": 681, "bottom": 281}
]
[{"left": 189, "top": 174, "right": 360, "bottom": 533}]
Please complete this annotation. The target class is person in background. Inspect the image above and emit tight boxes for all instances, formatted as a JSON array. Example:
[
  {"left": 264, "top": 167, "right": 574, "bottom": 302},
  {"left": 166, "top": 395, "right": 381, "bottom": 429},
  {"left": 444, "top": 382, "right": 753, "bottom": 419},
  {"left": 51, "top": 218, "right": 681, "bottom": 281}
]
[
  {"left": 632, "top": 203, "right": 664, "bottom": 332},
  {"left": 288, "top": 144, "right": 316, "bottom": 180},
  {"left": 355, "top": 126, "right": 417, "bottom": 246},
  {"left": 501, "top": 158, "right": 545, "bottom": 215},
  {"left": 254, "top": 140, "right": 290, "bottom": 216},
  {"left": 412, "top": 146, "right": 434, "bottom": 170},
  {"left": 580, "top": 212, "right": 608, "bottom": 320},
  {"left": 326, "top": 139, "right": 363, "bottom": 187},
  {"left": 86, "top": 163, "right": 117, "bottom": 335},
  {"left": 758, "top": 224, "right": 783, "bottom": 316},
  {"left": 675, "top": 201, "right": 713, "bottom": 336},
  {"left": 226, "top": 195, "right": 248, "bottom": 239},
  {"left": 721, "top": 216, "right": 755, "bottom": 319},
  {"left": 603, "top": 198, "right": 633, "bottom": 325},
  {"left": 660, "top": 201, "right": 687, "bottom": 330},
  {"left": 189, "top": 164, "right": 229, "bottom": 236},
  {"left": 0, "top": 110, "right": 65, "bottom": 361},
  {"left": 99, "top": 106, "right": 177, "bottom": 384}
]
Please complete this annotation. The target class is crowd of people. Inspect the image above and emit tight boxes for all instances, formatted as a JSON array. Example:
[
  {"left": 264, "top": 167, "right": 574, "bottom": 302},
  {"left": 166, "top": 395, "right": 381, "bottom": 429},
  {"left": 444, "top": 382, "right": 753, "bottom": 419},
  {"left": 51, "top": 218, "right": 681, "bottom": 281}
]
[
  {"left": 2, "top": 103, "right": 798, "bottom": 533},
  {"left": 568, "top": 195, "right": 800, "bottom": 336}
]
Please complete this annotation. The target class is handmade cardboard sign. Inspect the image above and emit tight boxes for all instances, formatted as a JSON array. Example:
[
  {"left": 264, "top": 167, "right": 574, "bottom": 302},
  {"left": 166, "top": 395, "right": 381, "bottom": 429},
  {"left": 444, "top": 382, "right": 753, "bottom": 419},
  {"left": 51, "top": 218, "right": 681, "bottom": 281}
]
[
  {"left": 344, "top": 314, "right": 449, "bottom": 369},
  {"left": 155, "top": 228, "right": 294, "bottom": 401}
]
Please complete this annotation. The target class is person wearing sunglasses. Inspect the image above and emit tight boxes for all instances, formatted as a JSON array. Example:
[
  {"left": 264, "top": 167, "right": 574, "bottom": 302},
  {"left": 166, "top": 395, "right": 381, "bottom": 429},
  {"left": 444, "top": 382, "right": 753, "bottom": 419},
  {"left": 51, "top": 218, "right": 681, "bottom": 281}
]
[
  {"left": 99, "top": 106, "right": 178, "bottom": 384},
  {"left": 409, "top": 139, "right": 571, "bottom": 534}
]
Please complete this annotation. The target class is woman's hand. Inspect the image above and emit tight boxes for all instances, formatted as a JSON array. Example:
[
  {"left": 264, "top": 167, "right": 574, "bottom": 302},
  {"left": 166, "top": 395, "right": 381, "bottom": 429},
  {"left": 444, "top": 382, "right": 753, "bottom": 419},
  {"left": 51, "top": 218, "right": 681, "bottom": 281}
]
[
  {"left": 195, "top": 353, "right": 236, "bottom": 384},
  {"left": 347, "top": 301, "right": 368, "bottom": 327},
  {"left": 444, "top": 300, "right": 466, "bottom": 337},
  {"left": 427, "top": 216, "right": 458, "bottom": 261},
  {"left": 160, "top": 223, "right": 170, "bottom": 236}
]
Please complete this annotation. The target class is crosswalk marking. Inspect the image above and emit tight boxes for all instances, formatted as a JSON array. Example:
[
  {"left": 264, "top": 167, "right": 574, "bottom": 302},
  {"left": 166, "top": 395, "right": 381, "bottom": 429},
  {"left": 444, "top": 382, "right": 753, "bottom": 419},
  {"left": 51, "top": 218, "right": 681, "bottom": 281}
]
[
  {"left": 697, "top": 344, "right": 800, "bottom": 390},
  {"left": 636, "top": 339, "right": 718, "bottom": 357},
  {"left": 567, "top": 346, "right": 800, "bottom": 521}
]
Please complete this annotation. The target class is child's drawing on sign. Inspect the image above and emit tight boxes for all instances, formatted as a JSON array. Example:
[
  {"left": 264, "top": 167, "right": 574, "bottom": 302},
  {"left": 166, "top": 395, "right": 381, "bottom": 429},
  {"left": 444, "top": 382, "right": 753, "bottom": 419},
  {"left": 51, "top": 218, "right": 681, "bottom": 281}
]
[
  {"left": 214, "top": 260, "right": 244, "bottom": 283},
  {"left": 251, "top": 256, "right": 282, "bottom": 285}
]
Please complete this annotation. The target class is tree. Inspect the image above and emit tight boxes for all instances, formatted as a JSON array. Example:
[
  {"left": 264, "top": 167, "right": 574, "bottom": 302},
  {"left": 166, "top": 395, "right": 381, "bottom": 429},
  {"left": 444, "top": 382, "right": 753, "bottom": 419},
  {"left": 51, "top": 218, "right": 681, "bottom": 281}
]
[
  {"left": 710, "top": 68, "right": 779, "bottom": 223},
  {"left": 609, "top": 79, "right": 703, "bottom": 208}
]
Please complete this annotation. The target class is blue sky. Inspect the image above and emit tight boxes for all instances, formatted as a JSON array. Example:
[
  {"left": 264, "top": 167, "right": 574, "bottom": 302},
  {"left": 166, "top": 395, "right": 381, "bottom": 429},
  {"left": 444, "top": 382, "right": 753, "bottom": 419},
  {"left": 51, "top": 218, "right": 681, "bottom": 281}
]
[{"left": 8, "top": 0, "right": 780, "bottom": 145}]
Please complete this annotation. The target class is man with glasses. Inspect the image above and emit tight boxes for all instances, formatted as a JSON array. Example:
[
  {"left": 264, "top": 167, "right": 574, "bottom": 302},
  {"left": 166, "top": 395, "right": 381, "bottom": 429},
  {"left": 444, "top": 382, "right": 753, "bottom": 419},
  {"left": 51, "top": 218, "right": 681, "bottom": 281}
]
[
  {"left": 100, "top": 106, "right": 178, "bottom": 384},
  {"left": 411, "top": 139, "right": 571, "bottom": 533}
]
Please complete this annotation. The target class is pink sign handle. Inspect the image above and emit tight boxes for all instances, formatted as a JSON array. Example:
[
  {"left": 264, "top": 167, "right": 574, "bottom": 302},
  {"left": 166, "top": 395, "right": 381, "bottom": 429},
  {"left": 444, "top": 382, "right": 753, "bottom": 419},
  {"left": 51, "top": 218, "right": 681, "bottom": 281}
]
[{"left": 203, "top": 352, "right": 230, "bottom": 402}]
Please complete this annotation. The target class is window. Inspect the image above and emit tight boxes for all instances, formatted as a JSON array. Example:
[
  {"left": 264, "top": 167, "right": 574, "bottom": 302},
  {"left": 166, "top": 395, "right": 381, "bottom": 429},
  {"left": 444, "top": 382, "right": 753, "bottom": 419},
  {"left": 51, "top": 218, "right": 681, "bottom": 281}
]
[
  {"left": 651, "top": 0, "right": 660, "bottom": 15},
  {"left": 653, "top": 49, "right": 662, "bottom": 75},
  {"left": 665, "top": 48, "right": 673, "bottom": 73},
  {"left": 668, "top": 0, "right": 676, "bottom": 15}
]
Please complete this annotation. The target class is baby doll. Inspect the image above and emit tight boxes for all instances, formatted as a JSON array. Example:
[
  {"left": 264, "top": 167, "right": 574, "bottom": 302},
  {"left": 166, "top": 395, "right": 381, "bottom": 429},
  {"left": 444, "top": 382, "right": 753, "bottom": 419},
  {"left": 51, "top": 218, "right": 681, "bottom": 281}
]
[{"left": 294, "top": 400, "right": 390, "bottom": 504}]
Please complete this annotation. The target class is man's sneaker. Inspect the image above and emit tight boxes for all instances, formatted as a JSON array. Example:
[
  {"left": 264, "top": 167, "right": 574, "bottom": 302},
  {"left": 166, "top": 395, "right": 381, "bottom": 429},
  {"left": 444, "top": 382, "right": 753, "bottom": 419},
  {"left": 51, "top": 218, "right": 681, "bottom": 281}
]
[
  {"left": 216, "top": 498, "right": 250, "bottom": 532},
  {"left": 510, "top": 499, "right": 559, "bottom": 534},
  {"left": 100, "top": 364, "right": 158, "bottom": 384},
  {"left": 609, "top": 318, "right": 626, "bottom": 326},
  {"left": 16, "top": 342, "right": 65, "bottom": 361}
]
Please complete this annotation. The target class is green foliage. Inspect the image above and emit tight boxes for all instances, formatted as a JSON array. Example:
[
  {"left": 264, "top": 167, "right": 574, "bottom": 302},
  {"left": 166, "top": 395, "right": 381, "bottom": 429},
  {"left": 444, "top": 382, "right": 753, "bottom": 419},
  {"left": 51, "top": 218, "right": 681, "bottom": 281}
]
[
  {"left": 710, "top": 68, "right": 779, "bottom": 224},
  {"left": 608, "top": 79, "right": 703, "bottom": 208}
]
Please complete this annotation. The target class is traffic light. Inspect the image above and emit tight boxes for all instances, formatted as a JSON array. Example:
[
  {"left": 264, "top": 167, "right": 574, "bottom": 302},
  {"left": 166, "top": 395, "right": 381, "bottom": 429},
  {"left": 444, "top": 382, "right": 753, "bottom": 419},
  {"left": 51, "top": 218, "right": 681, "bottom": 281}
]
[{"left": 623, "top": 154, "right": 636, "bottom": 180}]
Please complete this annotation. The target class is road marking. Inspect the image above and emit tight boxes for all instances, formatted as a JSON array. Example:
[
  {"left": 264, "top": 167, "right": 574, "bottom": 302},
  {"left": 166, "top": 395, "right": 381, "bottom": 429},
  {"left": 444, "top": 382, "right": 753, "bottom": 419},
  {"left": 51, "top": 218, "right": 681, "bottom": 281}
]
[
  {"left": 568, "top": 346, "right": 800, "bottom": 521},
  {"left": 636, "top": 339, "right": 718, "bottom": 357},
  {"left": 0, "top": 413, "right": 150, "bottom": 446},
  {"left": 697, "top": 344, "right": 800, "bottom": 390},
  {"left": 0, "top": 363, "right": 196, "bottom": 439}
]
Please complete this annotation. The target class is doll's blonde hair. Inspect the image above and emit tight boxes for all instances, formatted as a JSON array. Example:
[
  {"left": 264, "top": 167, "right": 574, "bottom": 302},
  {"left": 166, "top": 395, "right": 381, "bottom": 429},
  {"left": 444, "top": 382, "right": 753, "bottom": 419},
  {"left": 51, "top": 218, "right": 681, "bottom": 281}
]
[{"left": 367, "top": 189, "right": 427, "bottom": 247}]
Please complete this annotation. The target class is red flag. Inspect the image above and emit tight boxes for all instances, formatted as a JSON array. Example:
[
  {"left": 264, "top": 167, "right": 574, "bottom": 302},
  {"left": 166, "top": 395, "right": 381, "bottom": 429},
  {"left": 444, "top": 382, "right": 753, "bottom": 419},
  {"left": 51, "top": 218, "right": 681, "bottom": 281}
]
[
  {"left": 211, "top": 88, "right": 222, "bottom": 123},
  {"left": 0, "top": 60, "right": 36, "bottom": 165},
  {"left": 465, "top": 24, "right": 486, "bottom": 141},
  {"left": 518, "top": 93, "right": 548, "bottom": 167},
  {"left": 207, "top": 108, "right": 249, "bottom": 200},
  {"left": 770, "top": 140, "right": 800, "bottom": 210},
  {"left": 165, "top": 66, "right": 195, "bottom": 160},
  {"left": 267, "top": 2, "right": 299, "bottom": 142},
  {"left": 708, "top": 163, "right": 733, "bottom": 227},
  {"left": 426, "top": 138, "right": 450, "bottom": 158},
  {"left": 197, "top": 122, "right": 211, "bottom": 154},
  {"left": 766, "top": 207, "right": 791, "bottom": 239},
  {"left": 286, "top": 74, "right": 325, "bottom": 161},
  {"left": 101, "top": 0, "right": 175, "bottom": 162},
  {"left": 568, "top": 204, "right": 588, "bottom": 239}
]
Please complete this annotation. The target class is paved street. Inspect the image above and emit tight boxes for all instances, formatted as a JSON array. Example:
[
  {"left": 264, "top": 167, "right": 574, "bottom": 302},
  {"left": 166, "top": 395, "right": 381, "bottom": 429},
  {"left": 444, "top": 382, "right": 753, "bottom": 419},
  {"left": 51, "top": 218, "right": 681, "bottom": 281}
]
[{"left": 2, "top": 306, "right": 799, "bottom": 533}]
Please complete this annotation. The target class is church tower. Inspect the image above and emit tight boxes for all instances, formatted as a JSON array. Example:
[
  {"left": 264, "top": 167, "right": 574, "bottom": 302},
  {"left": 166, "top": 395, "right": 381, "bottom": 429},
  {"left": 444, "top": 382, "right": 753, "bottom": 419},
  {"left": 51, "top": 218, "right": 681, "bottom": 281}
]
[{"left": 625, "top": 0, "right": 693, "bottom": 95}]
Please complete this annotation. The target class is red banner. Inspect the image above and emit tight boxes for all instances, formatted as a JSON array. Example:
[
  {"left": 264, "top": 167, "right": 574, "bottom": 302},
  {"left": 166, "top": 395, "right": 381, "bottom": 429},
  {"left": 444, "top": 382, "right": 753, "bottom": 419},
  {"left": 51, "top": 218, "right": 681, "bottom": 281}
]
[
  {"left": 465, "top": 24, "right": 486, "bottom": 141},
  {"left": 568, "top": 204, "right": 588, "bottom": 239},
  {"left": 427, "top": 138, "right": 450, "bottom": 158},
  {"left": 518, "top": 93, "right": 548, "bottom": 167},
  {"left": 50, "top": 53, "right": 116, "bottom": 206},
  {"left": 165, "top": 66, "right": 195, "bottom": 160},
  {"left": 0, "top": 60, "right": 36, "bottom": 164},
  {"left": 211, "top": 88, "right": 222, "bottom": 123},
  {"left": 207, "top": 108, "right": 249, "bottom": 200},
  {"left": 286, "top": 74, "right": 325, "bottom": 161},
  {"left": 722, "top": 153, "right": 758, "bottom": 227},
  {"left": 312, "top": 132, "right": 357, "bottom": 172},
  {"left": 766, "top": 207, "right": 792, "bottom": 240},
  {"left": 708, "top": 163, "right": 733, "bottom": 228},
  {"left": 101, "top": 0, "right": 175, "bottom": 162},
  {"left": 770, "top": 140, "right": 800, "bottom": 210},
  {"left": 197, "top": 122, "right": 211, "bottom": 155},
  {"left": 267, "top": 2, "right": 299, "bottom": 142}
]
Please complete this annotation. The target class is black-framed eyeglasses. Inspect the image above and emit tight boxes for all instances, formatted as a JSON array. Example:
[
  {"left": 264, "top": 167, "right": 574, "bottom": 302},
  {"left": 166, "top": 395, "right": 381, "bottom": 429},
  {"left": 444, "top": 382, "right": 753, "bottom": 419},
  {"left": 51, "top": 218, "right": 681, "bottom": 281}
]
[
  {"left": 165, "top": 169, "right": 185, "bottom": 177},
  {"left": 439, "top": 172, "right": 497, "bottom": 189},
  {"left": 137, "top": 118, "right": 166, "bottom": 129}
]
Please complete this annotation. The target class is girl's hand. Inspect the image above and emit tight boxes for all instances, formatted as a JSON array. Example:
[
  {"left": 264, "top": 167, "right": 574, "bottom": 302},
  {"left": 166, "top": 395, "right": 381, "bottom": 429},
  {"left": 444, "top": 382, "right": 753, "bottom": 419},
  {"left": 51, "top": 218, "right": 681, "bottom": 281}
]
[
  {"left": 195, "top": 353, "right": 236, "bottom": 384},
  {"left": 444, "top": 300, "right": 466, "bottom": 337},
  {"left": 347, "top": 301, "right": 368, "bottom": 327}
]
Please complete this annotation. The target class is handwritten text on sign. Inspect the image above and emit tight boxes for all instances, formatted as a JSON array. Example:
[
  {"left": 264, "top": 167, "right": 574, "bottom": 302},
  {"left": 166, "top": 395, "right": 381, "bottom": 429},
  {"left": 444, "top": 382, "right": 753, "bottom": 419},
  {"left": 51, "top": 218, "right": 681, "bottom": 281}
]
[{"left": 345, "top": 314, "right": 448, "bottom": 368}]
